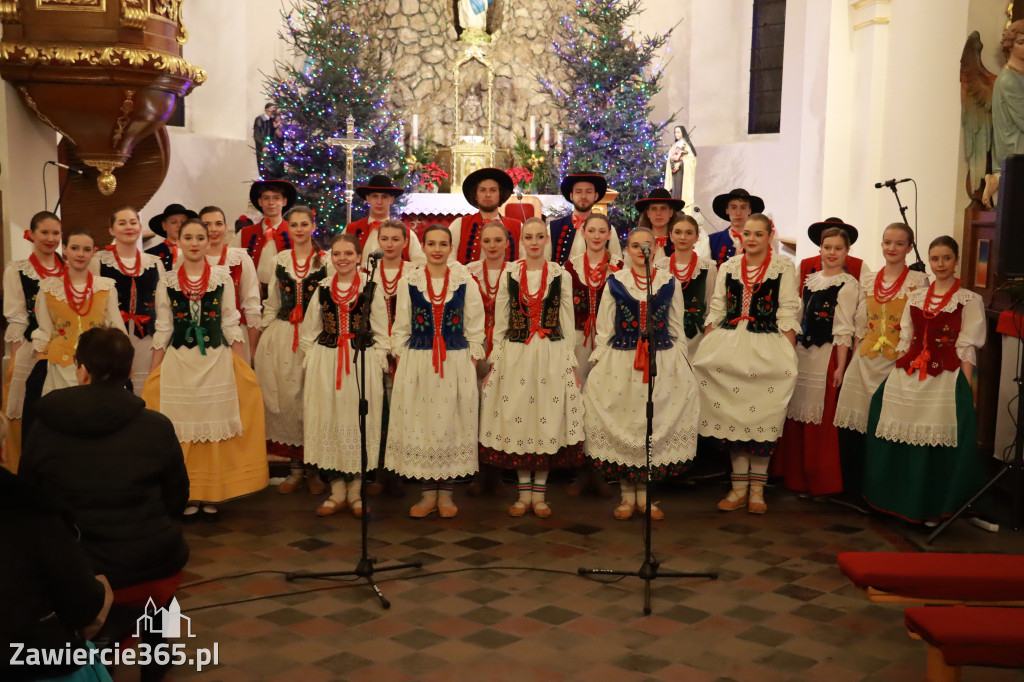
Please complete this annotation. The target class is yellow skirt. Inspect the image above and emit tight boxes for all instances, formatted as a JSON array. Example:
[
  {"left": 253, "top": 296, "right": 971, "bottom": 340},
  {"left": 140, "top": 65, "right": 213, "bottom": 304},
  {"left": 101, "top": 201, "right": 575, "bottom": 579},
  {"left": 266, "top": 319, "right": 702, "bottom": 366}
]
[
  {"left": 143, "top": 352, "right": 269, "bottom": 503},
  {"left": 1, "top": 358, "right": 22, "bottom": 473}
]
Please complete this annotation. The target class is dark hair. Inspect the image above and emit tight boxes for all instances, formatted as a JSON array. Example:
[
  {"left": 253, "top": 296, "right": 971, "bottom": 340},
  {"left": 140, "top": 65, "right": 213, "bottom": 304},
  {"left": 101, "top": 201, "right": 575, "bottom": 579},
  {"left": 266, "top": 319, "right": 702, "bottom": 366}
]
[
  {"left": 820, "top": 226, "right": 850, "bottom": 247},
  {"left": 422, "top": 223, "right": 452, "bottom": 243},
  {"left": 109, "top": 206, "right": 139, "bottom": 228},
  {"left": 627, "top": 226, "right": 655, "bottom": 241},
  {"left": 480, "top": 220, "right": 509, "bottom": 240},
  {"left": 378, "top": 218, "right": 408, "bottom": 240},
  {"left": 928, "top": 235, "right": 959, "bottom": 259},
  {"left": 746, "top": 213, "right": 773, "bottom": 231},
  {"left": 883, "top": 222, "right": 915, "bottom": 247},
  {"left": 30, "top": 211, "right": 61, "bottom": 232},
  {"left": 199, "top": 205, "right": 226, "bottom": 222},
  {"left": 265, "top": 102, "right": 276, "bottom": 111},
  {"left": 638, "top": 210, "right": 683, "bottom": 231},
  {"left": 671, "top": 214, "right": 700, "bottom": 236},
  {"left": 285, "top": 205, "right": 315, "bottom": 224},
  {"left": 63, "top": 230, "right": 95, "bottom": 247},
  {"left": 75, "top": 328, "right": 134, "bottom": 385},
  {"left": 179, "top": 218, "right": 207, "bottom": 235},
  {"left": 330, "top": 233, "right": 363, "bottom": 255}
]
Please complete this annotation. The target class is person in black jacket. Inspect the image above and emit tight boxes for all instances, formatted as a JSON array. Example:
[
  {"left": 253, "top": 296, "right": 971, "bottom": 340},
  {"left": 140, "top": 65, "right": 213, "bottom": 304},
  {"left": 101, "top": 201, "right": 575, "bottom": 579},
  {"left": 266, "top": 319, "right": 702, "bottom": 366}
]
[{"left": 19, "top": 327, "right": 190, "bottom": 590}]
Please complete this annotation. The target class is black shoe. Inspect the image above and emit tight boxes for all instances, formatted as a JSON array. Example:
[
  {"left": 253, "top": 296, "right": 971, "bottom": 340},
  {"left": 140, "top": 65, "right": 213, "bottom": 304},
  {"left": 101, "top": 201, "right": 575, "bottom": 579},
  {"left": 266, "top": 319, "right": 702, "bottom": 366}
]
[
  {"left": 182, "top": 506, "right": 201, "bottom": 524},
  {"left": 201, "top": 505, "right": 220, "bottom": 523}
]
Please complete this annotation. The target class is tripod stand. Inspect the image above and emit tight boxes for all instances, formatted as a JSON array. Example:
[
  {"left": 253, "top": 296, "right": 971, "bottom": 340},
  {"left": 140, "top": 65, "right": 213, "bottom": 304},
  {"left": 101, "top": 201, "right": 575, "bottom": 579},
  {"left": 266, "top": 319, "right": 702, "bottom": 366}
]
[
  {"left": 287, "top": 260, "right": 422, "bottom": 607},
  {"left": 881, "top": 182, "right": 926, "bottom": 273},
  {"left": 579, "top": 249, "right": 717, "bottom": 614}
]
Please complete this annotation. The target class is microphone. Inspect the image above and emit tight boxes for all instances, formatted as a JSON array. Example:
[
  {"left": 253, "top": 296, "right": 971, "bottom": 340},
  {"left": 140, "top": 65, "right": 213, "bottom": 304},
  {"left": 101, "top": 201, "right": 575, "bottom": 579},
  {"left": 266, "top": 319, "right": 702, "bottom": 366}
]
[
  {"left": 640, "top": 242, "right": 652, "bottom": 259},
  {"left": 874, "top": 178, "right": 911, "bottom": 189},
  {"left": 515, "top": 186, "right": 523, "bottom": 201},
  {"left": 47, "top": 160, "right": 85, "bottom": 176},
  {"left": 367, "top": 249, "right": 384, "bottom": 265}
]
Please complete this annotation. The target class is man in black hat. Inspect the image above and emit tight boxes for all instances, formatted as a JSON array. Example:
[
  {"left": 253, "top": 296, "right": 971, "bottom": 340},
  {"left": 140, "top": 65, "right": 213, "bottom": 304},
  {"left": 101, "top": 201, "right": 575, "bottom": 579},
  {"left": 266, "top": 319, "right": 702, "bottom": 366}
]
[
  {"left": 449, "top": 168, "right": 522, "bottom": 264},
  {"left": 144, "top": 204, "right": 198, "bottom": 272},
  {"left": 547, "top": 173, "right": 622, "bottom": 266},
  {"left": 707, "top": 188, "right": 765, "bottom": 266},
  {"left": 345, "top": 175, "right": 425, "bottom": 267},
  {"left": 234, "top": 179, "right": 298, "bottom": 285}
]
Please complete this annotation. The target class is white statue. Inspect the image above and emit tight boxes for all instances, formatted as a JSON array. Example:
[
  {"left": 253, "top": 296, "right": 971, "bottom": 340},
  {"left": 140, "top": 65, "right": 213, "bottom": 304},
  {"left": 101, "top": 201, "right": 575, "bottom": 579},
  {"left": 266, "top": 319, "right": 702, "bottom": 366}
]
[{"left": 458, "top": 0, "right": 491, "bottom": 33}]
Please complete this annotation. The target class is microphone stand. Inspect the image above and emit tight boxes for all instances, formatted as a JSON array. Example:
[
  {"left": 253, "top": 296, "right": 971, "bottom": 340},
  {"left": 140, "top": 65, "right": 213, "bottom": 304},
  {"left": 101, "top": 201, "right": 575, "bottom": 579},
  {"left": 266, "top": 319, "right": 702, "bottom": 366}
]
[
  {"left": 287, "top": 257, "right": 422, "bottom": 608},
  {"left": 578, "top": 249, "right": 717, "bottom": 615},
  {"left": 882, "top": 183, "right": 926, "bottom": 272}
]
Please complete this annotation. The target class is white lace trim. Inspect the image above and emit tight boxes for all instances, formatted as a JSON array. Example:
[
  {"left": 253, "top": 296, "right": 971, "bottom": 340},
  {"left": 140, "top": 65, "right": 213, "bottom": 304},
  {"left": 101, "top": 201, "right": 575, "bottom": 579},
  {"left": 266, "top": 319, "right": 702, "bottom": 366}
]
[
  {"left": 38, "top": 274, "right": 116, "bottom": 301},
  {"left": 777, "top": 319, "right": 802, "bottom": 334},
  {"left": 719, "top": 252, "right": 793, "bottom": 280},
  {"left": 470, "top": 342, "right": 486, "bottom": 361},
  {"left": 14, "top": 259, "right": 40, "bottom": 281},
  {"left": 586, "top": 424, "right": 698, "bottom": 467},
  {"left": 273, "top": 249, "right": 329, "bottom": 279},
  {"left": 874, "top": 420, "right": 958, "bottom": 447},
  {"left": 905, "top": 287, "right": 979, "bottom": 315},
  {"left": 506, "top": 259, "right": 566, "bottom": 287},
  {"left": 786, "top": 402, "right": 824, "bottom": 425},
  {"left": 653, "top": 254, "right": 715, "bottom": 274},
  {"left": 833, "top": 407, "right": 868, "bottom": 433},
  {"left": 608, "top": 265, "right": 675, "bottom": 297},
  {"left": 803, "top": 271, "right": 858, "bottom": 292},
  {"left": 161, "top": 265, "right": 232, "bottom": 291},
  {"left": 96, "top": 249, "right": 162, "bottom": 273},
  {"left": 405, "top": 261, "right": 475, "bottom": 298},
  {"left": 304, "top": 423, "right": 380, "bottom": 474},
  {"left": 862, "top": 269, "right": 930, "bottom": 300},
  {"left": 174, "top": 418, "right": 243, "bottom": 444},
  {"left": 957, "top": 346, "right": 976, "bottom": 365}
]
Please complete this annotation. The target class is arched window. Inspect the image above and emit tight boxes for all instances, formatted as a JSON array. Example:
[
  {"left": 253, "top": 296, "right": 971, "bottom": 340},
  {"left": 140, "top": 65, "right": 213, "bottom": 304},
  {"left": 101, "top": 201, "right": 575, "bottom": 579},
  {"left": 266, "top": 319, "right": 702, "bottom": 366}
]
[{"left": 748, "top": 0, "right": 786, "bottom": 135}]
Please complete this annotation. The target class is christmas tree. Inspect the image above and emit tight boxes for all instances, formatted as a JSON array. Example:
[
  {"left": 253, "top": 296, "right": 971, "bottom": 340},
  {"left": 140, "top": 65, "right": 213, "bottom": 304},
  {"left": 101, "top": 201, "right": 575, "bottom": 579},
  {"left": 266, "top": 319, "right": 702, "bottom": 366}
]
[
  {"left": 541, "top": 0, "right": 674, "bottom": 230},
  {"left": 264, "top": 0, "right": 405, "bottom": 234}
]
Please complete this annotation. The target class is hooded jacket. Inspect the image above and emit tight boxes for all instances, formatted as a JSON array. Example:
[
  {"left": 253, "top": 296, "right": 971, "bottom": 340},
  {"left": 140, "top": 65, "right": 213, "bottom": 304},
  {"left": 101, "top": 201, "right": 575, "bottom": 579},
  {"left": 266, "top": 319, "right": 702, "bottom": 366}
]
[{"left": 20, "top": 384, "right": 190, "bottom": 589}]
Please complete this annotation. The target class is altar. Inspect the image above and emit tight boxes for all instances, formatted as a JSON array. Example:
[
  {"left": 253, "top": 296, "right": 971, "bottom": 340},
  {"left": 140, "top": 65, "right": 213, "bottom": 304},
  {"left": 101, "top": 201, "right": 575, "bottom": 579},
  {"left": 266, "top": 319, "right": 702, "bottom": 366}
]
[{"left": 398, "top": 192, "right": 570, "bottom": 237}]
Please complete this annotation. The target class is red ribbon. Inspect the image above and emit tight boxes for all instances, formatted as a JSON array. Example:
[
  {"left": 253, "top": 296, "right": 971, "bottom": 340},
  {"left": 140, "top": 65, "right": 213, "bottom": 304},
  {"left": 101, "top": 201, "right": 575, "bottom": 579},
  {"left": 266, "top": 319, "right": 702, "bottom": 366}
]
[
  {"left": 633, "top": 300, "right": 650, "bottom": 383},
  {"left": 582, "top": 314, "right": 596, "bottom": 348},
  {"left": 432, "top": 326, "right": 447, "bottom": 377},
  {"left": 120, "top": 311, "right": 152, "bottom": 328},
  {"left": 526, "top": 325, "right": 549, "bottom": 345},
  {"left": 289, "top": 303, "right": 304, "bottom": 352},
  {"left": 728, "top": 315, "right": 755, "bottom": 325},
  {"left": 23, "top": 229, "right": 33, "bottom": 243},
  {"left": 907, "top": 349, "right": 931, "bottom": 381},
  {"left": 336, "top": 332, "right": 354, "bottom": 389}
]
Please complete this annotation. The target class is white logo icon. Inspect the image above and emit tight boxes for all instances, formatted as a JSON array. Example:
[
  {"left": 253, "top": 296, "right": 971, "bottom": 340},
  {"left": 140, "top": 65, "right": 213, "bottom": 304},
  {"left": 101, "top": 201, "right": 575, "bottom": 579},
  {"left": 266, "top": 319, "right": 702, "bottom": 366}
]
[{"left": 133, "top": 597, "right": 195, "bottom": 639}]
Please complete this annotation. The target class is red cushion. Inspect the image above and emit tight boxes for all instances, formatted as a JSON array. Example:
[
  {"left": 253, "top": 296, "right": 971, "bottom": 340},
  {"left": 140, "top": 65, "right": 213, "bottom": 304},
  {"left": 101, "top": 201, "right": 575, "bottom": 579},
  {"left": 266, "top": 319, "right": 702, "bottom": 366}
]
[
  {"left": 838, "top": 552, "right": 1024, "bottom": 602},
  {"left": 112, "top": 572, "right": 183, "bottom": 609},
  {"left": 905, "top": 606, "right": 1024, "bottom": 668}
]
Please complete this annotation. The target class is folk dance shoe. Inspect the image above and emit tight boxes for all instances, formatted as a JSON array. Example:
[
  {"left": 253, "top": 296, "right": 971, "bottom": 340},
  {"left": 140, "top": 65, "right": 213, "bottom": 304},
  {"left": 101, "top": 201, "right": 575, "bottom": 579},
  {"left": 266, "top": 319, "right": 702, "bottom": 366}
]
[
  {"left": 717, "top": 487, "right": 749, "bottom": 512},
  {"left": 316, "top": 479, "right": 348, "bottom": 516},
  {"left": 347, "top": 478, "right": 365, "bottom": 518},
  {"left": 437, "top": 489, "right": 458, "bottom": 518},
  {"left": 277, "top": 468, "right": 305, "bottom": 494},
  {"left": 410, "top": 488, "right": 439, "bottom": 518},
  {"left": 531, "top": 489, "right": 551, "bottom": 518},
  {"left": 748, "top": 484, "right": 767, "bottom": 514},
  {"left": 635, "top": 492, "right": 665, "bottom": 521},
  {"left": 508, "top": 498, "right": 530, "bottom": 517}
]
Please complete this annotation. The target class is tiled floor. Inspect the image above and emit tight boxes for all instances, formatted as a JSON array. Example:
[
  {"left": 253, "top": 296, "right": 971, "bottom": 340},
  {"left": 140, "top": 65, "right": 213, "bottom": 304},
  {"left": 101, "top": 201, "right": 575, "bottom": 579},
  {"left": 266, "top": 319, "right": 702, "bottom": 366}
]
[{"left": 123, "top": 479, "right": 1023, "bottom": 681}]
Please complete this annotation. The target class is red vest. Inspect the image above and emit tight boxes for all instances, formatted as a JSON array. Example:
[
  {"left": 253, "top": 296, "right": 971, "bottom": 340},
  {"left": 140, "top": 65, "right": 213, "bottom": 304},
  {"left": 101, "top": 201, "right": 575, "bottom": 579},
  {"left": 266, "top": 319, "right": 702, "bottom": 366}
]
[
  {"left": 240, "top": 218, "right": 290, "bottom": 269},
  {"left": 458, "top": 213, "right": 522, "bottom": 264},
  {"left": 346, "top": 217, "right": 414, "bottom": 260},
  {"left": 798, "top": 255, "right": 864, "bottom": 292}
]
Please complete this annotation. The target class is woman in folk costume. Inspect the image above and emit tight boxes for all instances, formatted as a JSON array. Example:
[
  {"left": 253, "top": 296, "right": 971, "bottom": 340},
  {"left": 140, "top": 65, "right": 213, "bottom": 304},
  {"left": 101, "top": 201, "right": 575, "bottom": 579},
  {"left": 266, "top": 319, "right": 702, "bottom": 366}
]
[
  {"left": 833, "top": 223, "right": 928, "bottom": 505},
  {"left": 385, "top": 224, "right": 486, "bottom": 518},
  {"left": 863, "top": 236, "right": 987, "bottom": 524},
  {"left": 465, "top": 220, "right": 513, "bottom": 498},
  {"left": 692, "top": 214, "right": 800, "bottom": 514},
  {"left": 92, "top": 207, "right": 164, "bottom": 395},
  {"left": 254, "top": 205, "right": 331, "bottom": 494},
  {"left": 583, "top": 227, "right": 699, "bottom": 521},
  {"left": 32, "top": 231, "right": 126, "bottom": 396},
  {"left": 773, "top": 222, "right": 859, "bottom": 497},
  {"left": 198, "top": 206, "right": 262, "bottom": 363},
  {"left": 653, "top": 213, "right": 717, "bottom": 360},
  {"left": 2, "top": 211, "right": 64, "bottom": 471},
  {"left": 480, "top": 217, "right": 585, "bottom": 517},
  {"left": 300, "top": 234, "right": 390, "bottom": 517},
  {"left": 143, "top": 219, "right": 268, "bottom": 521}
]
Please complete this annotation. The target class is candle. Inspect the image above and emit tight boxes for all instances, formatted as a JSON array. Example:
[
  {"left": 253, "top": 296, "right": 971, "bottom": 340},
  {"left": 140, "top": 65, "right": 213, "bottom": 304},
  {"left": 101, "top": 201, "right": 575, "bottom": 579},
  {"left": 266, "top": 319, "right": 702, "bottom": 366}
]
[
  {"left": 543, "top": 123, "right": 550, "bottom": 151},
  {"left": 412, "top": 113, "right": 419, "bottom": 145},
  {"left": 556, "top": 130, "right": 563, "bottom": 152},
  {"left": 529, "top": 115, "right": 536, "bottom": 150}
]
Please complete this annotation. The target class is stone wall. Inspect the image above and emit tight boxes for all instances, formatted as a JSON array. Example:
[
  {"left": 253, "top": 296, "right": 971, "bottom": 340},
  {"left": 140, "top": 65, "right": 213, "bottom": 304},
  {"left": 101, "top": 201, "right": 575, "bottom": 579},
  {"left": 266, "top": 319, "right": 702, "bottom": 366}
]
[{"left": 362, "top": 0, "right": 571, "bottom": 152}]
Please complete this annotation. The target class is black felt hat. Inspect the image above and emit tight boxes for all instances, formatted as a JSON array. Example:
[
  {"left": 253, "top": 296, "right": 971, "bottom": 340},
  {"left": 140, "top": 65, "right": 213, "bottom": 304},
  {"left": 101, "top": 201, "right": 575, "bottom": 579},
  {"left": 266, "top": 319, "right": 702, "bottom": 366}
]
[
  {"left": 148, "top": 204, "right": 198, "bottom": 237},
  {"left": 635, "top": 187, "right": 685, "bottom": 212},
  {"left": 712, "top": 188, "right": 765, "bottom": 221},
  {"left": 559, "top": 172, "right": 608, "bottom": 203},
  {"left": 249, "top": 179, "right": 298, "bottom": 215},
  {"left": 462, "top": 168, "right": 514, "bottom": 208},
  {"left": 356, "top": 174, "right": 404, "bottom": 199},
  {"left": 808, "top": 217, "right": 859, "bottom": 246}
]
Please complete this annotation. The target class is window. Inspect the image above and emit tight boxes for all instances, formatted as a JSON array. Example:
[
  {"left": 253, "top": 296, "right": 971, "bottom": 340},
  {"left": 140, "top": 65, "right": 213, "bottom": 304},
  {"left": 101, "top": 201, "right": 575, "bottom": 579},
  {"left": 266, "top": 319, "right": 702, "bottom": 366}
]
[{"left": 748, "top": 0, "right": 785, "bottom": 135}]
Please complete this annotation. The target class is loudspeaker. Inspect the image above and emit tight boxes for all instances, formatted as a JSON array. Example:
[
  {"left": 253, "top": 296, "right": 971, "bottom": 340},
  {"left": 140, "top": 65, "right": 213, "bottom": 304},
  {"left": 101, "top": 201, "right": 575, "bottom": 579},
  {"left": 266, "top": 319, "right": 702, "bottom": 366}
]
[{"left": 997, "top": 154, "right": 1024, "bottom": 277}]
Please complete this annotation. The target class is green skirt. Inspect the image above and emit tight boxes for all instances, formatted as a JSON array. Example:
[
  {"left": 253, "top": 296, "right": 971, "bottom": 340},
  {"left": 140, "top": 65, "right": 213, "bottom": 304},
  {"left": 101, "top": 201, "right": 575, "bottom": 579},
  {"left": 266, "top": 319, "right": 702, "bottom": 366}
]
[{"left": 863, "top": 372, "right": 984, "bottom": 524}]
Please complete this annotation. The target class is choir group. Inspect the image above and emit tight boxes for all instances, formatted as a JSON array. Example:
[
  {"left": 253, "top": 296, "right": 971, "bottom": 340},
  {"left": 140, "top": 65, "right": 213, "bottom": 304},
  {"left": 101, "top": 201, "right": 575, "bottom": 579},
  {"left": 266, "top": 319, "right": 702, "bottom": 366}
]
[{"left": 2, "top": 167, "right": 987, "bottom": 527}]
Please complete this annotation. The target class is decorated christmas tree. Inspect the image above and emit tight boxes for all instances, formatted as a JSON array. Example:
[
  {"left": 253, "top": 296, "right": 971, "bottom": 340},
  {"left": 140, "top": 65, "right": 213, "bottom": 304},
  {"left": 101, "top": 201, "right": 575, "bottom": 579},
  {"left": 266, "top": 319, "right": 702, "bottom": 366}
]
[
  {"left": 541, "top": 0, "right": 673, "bottom": 229},
  {"left": 264, "top": 0, "right": 405, "bottom": 234}
]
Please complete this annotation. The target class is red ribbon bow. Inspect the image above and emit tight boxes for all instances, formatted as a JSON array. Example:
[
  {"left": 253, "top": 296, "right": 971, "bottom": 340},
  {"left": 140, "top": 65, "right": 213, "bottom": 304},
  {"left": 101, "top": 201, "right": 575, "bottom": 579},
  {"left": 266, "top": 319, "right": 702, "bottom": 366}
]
[
  {"left": 23, "top": 229, "right": 33, "bottom": 243},
  {"left": 120, "top": 311, "right": 152, "bottom": 329},
  {"left": 336, "top": 332, "right": 354, "bottom": 389},
  {"left": 289, "top": 304, "right": 304, "bottom": 352},
  {"left": 633, "top": 300, "right": 650, "bottom": 383},
  {"left": 432, "top": 327, "right": 447, "bottom": 377},
  {"left": 907, "top": 349, "right": 931, "bottom": 381},
  {"left": 728, "top": 315, "right": 755, "bottom": 325}
]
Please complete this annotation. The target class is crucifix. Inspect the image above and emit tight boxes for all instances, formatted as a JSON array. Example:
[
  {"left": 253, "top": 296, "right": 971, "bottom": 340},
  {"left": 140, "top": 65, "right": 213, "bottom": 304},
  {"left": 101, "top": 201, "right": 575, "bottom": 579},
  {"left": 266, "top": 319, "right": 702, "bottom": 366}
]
[{"left": 327, "top": 115, "right": 374, "bottom": 225}]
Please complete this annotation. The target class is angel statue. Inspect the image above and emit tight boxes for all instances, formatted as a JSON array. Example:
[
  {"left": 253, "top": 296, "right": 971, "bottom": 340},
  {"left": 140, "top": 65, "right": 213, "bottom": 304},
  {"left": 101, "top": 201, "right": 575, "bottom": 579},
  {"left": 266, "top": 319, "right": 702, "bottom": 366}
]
[
  {"left": 961, "top": 31, "right": 996, "bottom": 198},
  {"left": 982, "top": 20, "right": 1024, "bottom": 207}
]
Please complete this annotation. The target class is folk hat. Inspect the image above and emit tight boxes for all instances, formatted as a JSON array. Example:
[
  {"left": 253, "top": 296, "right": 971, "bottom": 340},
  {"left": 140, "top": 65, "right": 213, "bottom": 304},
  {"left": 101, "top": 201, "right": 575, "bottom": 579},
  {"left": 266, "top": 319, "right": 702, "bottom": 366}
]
[
  {"left": 712, "top": 188, "right": 765, "bottom": 221},
  {"left": 462, "top": 168, "right": 514, "bottom": 208},
  {"left": 249, "top": 179, "right": 298, "bottom": 214},
  {"left": 635, "top": 187, "right": 685, "bottom": 212},
  {"left": 356, "top": 174, "right": 404, "bottom": 199},
  {"left": 148, "top": 204, "right": 198, "bottom": 237},
  {"left": 808, "top": 217, "right": 859, "bottom": 246},
  {"left": 559, "top": 172, "right": 608, "bottom": 203}
]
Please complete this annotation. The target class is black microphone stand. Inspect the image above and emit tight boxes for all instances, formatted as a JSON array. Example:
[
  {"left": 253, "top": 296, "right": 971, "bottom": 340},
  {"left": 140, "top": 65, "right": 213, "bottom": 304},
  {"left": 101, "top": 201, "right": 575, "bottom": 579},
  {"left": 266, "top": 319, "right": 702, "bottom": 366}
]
[
  {"left": 882, "top": 183, "right": 926, "bottom": 272},
  {"left": 287, "top": 257, "right": 422, "bottom": 608},
  {"left": 578, "top": 248, "right": 717, "bottom": 615}
]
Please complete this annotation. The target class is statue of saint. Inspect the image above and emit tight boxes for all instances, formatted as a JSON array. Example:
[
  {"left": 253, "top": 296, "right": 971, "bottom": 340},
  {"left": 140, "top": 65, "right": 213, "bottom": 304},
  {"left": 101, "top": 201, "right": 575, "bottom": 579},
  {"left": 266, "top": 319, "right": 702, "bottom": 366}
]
[
  {"left": 984, "top": 20, "right": 1024, "bottom": 207},
  {"left": 457, "top": 0, "right": 493, "bottom": 43}
]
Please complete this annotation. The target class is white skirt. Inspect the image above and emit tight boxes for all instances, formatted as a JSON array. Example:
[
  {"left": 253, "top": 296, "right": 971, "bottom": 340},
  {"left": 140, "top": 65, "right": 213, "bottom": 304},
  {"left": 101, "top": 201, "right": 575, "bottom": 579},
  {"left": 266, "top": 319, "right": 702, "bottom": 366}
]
[
  {"left": 787, "top": 343, "right": 832, "bottom": 424},
  {"left": 583, "top": 344, "right": 698, "bottom": 468},
  {"left": 303, "top": 342, "right": 384, "bottom": 474},
  {"left": 480, "top": 337, "right": 583, "bottom": 455},
  {"left": 5, "top": 342, "right": 35, "bottom": 419},
  {"left": 253, "top": 318, "right": 305, "bottom": 446},
  {"left": 128, "top": 333, "right": 154, "bottom": 398},
  {"left": 875, "top": 368, "right": 960, "bottom": 447},
  {"left": 42, "top": 361, "right": 77, "bottom": 396},
  {"left": 159, "top": 345, "right": 242, "bottom": 443},
  {"left": 834, "top": 351, "right": 893, "bottom": 433},
  {"left": 693, "top": 324, "right": 797, "bottom": 442},
  {"left": 385, "top": 347, "right": 480, "bottom": 480}
]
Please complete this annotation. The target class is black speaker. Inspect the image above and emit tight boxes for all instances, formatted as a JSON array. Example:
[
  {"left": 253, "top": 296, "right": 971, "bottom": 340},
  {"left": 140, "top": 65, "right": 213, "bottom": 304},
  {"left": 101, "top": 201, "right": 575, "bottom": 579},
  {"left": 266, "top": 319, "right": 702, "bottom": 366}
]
[{"left": 997, "top": 154, "right": 1024, "bottom": 277}]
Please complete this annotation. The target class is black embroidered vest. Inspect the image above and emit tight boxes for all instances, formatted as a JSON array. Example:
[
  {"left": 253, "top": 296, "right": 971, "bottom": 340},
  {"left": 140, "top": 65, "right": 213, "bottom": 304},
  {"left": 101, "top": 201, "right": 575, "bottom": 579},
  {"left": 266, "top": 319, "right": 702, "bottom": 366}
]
[
  {"left": 608, "top": 278, "right": 675, "bottom": 350},
  {"left": 99, "top": 261, "right": 160, "bottom": 338},
  {"left": 799, "top": 280, "right": 845, "bottom": 348},
  {"left": 274, "top": 263, "right": 328, "bottom": 321},
  {"left": 407, "top": 283, "right": 469, "bottom": 351},
  {"left": 680, "top": 269, "right": 709, "bottom": 340},
  {"left": 720, "top": 274, "right": 782, "bottom": 334},
  {"left": 315, "top": 287, "right": 371, "bottom": 348},
  {"left": 167, "top": 284, "right": 226, "bottom": 350},
  {"left": 17, "top": 270, "right": 42, "bottom": 341},
  {"left": 505, "top": 273, "right": 563, "bottom": 343}
]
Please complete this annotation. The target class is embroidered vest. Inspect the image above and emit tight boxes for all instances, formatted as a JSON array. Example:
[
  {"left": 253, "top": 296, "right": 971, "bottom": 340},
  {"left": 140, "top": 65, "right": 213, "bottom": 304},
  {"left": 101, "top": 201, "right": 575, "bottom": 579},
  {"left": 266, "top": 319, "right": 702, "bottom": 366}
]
[
  {"left": 860, "top": 294, "right": 911, "bottom": 361},
  {"left": 608, "top": 278, "right": 675, "bottom": 351},
  {"left": 799, "top": 280, "right": 845, "bottom": 348},
  {"left": 315, "top": 287, "right": 370, "bottom": 348},
  {"left": 41, "top": 290, "right": 114, "bottom": 367},
  {"left": 274, "top": 263, "right": 328, "bottom": 321},
  {"left": 550, "top": 216, "right": 576, "bottom": 266},
  {"left": 505, "top": 273, "right": 564, "bottom": 343},
  {"left": 407, "top": 283, "right": 470, "bottom": 351},
  {"left": 145, "top": 242, "right": 175, "bottom": 272},
  {"left": 99, "top": 261, "right": 160, "bottom": 338},
  {"left": 17, "top": 270, "right": 42, "bottom": 341},
  {"left": 720, "top": 274, "right": 783, "bottom": 334},
  {"left": 895, "top": 304, "right": 964, "bottom": 378},
  {"left": 167, "top": 285, "right": 227, "bottom": 351},
  {"left": 680, "top": 269, "right": 709, "bottom": 340},
  {"left": 708, "top": 230, "right": 739, "bottom": 266}
]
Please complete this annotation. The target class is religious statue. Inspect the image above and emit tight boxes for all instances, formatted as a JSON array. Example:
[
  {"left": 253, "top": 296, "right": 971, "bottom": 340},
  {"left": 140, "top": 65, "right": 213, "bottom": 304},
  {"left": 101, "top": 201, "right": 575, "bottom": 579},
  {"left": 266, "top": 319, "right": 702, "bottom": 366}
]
[
  {"left": 983, "top": 20, "right": 1024, "bottom": 207},
  {"left": 462, "top": 86, "right": 485, "bottom": 134},
  {"left": 663, "top": 125, "right": 696, "bottom": 208},
  {"left": 457, "top": 0, "right": 493, "bottom": 43}
]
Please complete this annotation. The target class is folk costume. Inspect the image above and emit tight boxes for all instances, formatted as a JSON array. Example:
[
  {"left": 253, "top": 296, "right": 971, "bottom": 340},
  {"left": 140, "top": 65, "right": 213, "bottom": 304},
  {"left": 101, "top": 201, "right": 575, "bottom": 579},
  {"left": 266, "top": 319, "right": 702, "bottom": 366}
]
[
  {"left": 692, "top": 250, "right": 800, "bottom": 511},
  {"left": 299, "top": 269, "right": 390, "bottom": 514},
  {"left": 92, "top": 248, "right": 164, "bottom": 395},
  {"left": 199, "top": 248, "right": 261, "bottom": 363},
  {"left": 652, "top": 251, "right": 717, "bottom": 360},
  {"left": 582, "top": 266, "right": 699, "bottom": 517},
  {"left": 345, "top": 175, "right": 426, "bottom": 267},
  {"left": 863, "top": 281, "right": 986, "bottom": 523},
  {"left": 448, "top": 168, "right": 522, "bottom": 264},
  {"left": 565, "top": 251, "right": 622, "bottom": 384},
  {"left": 479, "top": 261, "right": 586, "bottom": 513},
  {"left": 546, "top": 173, "right": 623, "bottom": 266},
  {"left": 31, "top": 273, "right": 126, "bottom": 396},
  {"left": 253, "top": 248, "right": 330, "bottom": 462},
  {"left": 637, "top": 188, "right": 685, "bottom": 255},
  {"left": 384, "top": 262, "right": 486, "bottom": 516},
  {"left": 144, "top": 204, "right": 196, "bottom": 272},
  {"left": 706, "top": 188, "right": 765, "bottom": 266},
  {"left": 142, "top": 264, "right": 268, "bottom": 503},
  {"left": 234, "top": 179, "right": 297, "bottom": 285},
  {"left": 466, "top": 258, "right": 508, "bottom": 360},
  {"left": 2, "top": 254, "right": 64, "bottom": 471}
]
